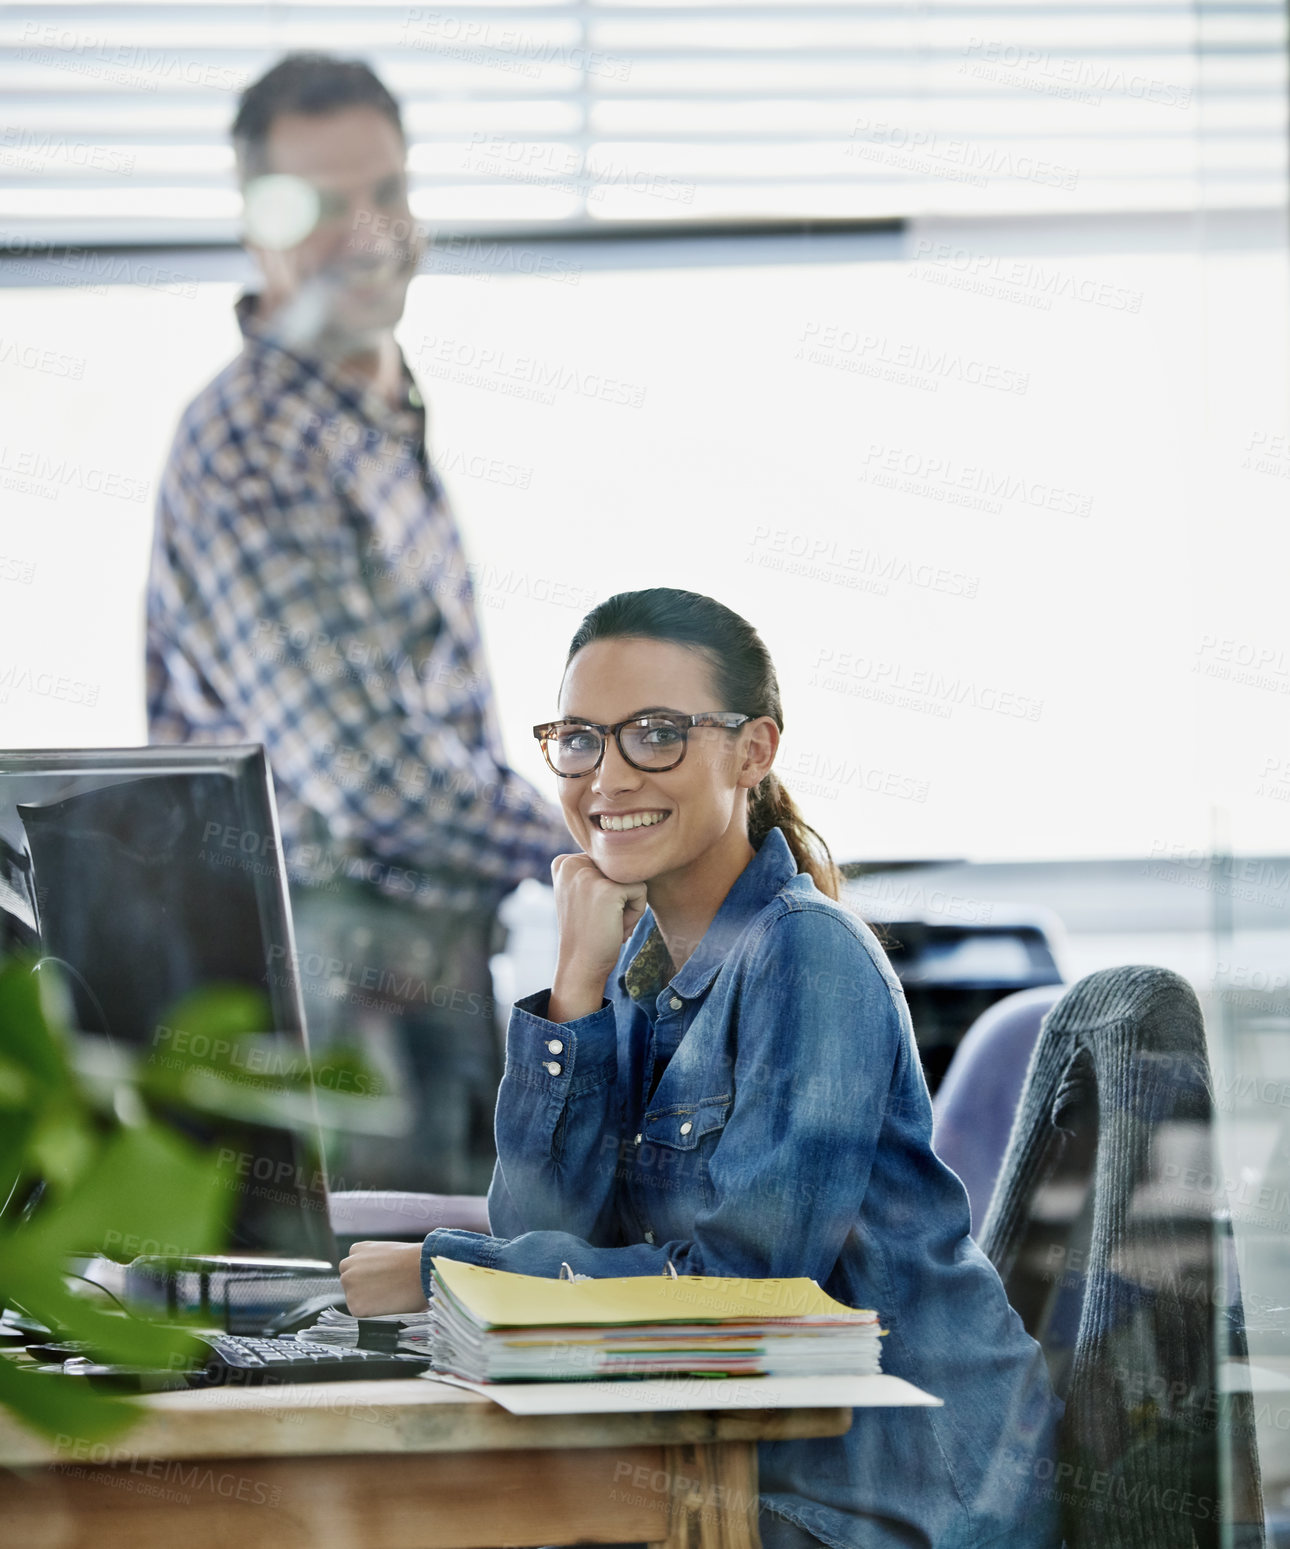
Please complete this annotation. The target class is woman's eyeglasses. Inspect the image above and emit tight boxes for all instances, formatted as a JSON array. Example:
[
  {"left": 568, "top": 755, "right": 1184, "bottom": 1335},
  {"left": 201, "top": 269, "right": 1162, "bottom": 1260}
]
[{"left": 532, "top": 712, "right": 751, "bottom": 779}]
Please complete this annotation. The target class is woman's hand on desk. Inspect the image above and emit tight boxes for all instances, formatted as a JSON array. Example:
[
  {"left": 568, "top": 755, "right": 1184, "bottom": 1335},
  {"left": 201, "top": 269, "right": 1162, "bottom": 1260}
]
[
  {"left": 548, "top": 853, "right": 647, "bottom": 1022},
  {"left": 339, "top": 1241, "right": 430, "bottom": 1317}
]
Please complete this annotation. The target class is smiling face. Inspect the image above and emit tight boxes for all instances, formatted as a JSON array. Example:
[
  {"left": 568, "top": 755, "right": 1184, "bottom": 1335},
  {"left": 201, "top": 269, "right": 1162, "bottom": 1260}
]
[
  {"left": 555, "top": 637, "right": 778, "bottom": 894},
  {"left": 246, "top": 104, "right": 422, "bottom": 351}
]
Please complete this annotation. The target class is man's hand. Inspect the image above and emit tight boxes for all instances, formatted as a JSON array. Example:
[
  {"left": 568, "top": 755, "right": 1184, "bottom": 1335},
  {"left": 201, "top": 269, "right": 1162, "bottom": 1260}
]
[{"left": 339, "top": 1240, "right": 430, "bottom": 1317}]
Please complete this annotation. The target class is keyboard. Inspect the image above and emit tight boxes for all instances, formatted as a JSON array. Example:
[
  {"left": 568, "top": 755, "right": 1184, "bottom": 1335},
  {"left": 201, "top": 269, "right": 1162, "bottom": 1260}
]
[{"left": 50, "top": 1333, "right": 431, "bottom": 1389}]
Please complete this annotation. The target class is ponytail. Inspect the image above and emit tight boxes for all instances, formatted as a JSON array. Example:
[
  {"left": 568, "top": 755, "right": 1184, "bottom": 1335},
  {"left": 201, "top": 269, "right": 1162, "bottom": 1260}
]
[{"left": 748, "top": 771, "right": 843, "bottom": 901}]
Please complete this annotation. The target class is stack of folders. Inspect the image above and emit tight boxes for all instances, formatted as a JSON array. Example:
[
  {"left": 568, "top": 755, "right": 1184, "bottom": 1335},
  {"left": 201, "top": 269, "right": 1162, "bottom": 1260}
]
[{"left": 426, "top": 1258, "right": 884, "bottom": 1384}]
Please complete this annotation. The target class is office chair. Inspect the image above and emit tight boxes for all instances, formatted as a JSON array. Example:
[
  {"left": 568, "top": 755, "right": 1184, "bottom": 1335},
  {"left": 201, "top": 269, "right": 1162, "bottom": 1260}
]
[
  {"left": 932, "top": 982, "right": 1066, "bottom": 1232},
  {"left": 979, "top": 965, "right": 1264, "bottom": 1549}
]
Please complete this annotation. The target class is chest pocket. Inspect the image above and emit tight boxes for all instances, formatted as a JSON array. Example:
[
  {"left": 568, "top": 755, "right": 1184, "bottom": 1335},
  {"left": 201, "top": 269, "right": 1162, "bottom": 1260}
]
[{"left": 640, "top": 1093, "right": 731, "bottom": 1152}]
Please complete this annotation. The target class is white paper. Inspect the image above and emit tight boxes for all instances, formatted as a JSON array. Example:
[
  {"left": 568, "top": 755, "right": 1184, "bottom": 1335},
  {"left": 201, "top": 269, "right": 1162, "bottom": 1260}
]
[{"left": 424, "top": 1371, "right": 941, "bottom": 1414}]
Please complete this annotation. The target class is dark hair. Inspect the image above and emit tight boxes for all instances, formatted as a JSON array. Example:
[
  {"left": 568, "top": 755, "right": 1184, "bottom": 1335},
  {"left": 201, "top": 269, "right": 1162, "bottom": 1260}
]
[
  {"left": 231, "top": 54, "right": 404, "bottom": 182},
  {"left": 566, "top": 588, "right": 844, "bottom": 901}
]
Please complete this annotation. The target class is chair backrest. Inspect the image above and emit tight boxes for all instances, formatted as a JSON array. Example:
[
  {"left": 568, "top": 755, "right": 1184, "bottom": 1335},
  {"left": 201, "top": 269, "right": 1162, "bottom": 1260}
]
[
  {"left": 979, "top": 965, "right": 1264, "bottom": 1549},
  {"left": 933, "top": 982, "right": 1066, "bottom": 1233}
]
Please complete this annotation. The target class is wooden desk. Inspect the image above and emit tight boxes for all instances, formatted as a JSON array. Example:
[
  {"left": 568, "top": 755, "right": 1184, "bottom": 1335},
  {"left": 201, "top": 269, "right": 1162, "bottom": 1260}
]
[{"left": 0, "top": 1377, "right": 852, "bottom": 1549}]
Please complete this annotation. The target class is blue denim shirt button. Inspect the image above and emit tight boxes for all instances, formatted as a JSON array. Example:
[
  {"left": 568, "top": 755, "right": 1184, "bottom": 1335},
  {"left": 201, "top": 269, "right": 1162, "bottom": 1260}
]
[
  {"left": 668, "top": 995, "right": 682, "bottom": 1010},
  {"left": 545, "top": 1061, "right": 562, "bottom": 1076},
  {"left": 644, "top": 1230, "right": 655, "bottom": 1244}
]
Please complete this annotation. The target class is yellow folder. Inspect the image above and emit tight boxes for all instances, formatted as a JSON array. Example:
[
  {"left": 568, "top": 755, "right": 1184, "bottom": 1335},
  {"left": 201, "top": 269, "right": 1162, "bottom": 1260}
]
[{"left": 430, "top": 1258, "right": 876, "bottom": 1328}]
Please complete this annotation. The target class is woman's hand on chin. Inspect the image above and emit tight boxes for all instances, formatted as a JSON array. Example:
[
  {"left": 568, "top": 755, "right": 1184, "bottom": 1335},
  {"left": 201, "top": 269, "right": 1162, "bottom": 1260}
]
[
  {"left": 338, "top": 1240, "right": 430, "bottom": 1317},
  {"left": 548, "top": 852, "right": 647, "bottom": 1022}
]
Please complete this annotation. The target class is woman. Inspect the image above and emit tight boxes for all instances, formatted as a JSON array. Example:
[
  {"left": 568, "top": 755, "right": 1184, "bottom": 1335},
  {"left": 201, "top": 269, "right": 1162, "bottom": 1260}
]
[{"left": 341, "top": 587, "right": 1060, "bottom": 1549}]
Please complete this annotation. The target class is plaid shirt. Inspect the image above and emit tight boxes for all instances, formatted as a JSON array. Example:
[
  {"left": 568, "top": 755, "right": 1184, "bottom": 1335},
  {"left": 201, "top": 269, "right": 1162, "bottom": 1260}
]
[{"left": 146, "top": 294, "right": 568, "bottom": 913}]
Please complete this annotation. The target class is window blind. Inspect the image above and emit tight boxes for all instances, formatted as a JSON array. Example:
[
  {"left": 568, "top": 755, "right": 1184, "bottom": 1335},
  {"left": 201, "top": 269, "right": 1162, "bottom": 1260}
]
[{"left": 0, "top": 0, "right": 1285, "bottom": 247}]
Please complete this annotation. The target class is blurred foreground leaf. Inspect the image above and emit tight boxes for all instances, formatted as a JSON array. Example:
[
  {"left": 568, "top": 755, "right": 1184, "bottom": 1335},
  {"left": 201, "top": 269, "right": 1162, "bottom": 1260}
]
[
  {"left": 0, "top": 954, "right": 379, "bottom": 1442},
  {"left": 15, "top": 1124, "right": 227, "bottom": 1266},
  {"left": 0, "top": 1353, "right": 139, "bottom": 1444}
]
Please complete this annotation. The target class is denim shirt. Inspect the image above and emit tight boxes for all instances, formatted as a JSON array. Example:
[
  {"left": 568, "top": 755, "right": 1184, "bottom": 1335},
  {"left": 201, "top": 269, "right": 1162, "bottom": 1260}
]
[{"left": 423, "top": 829, "right": 1059, "bottom": 1549}]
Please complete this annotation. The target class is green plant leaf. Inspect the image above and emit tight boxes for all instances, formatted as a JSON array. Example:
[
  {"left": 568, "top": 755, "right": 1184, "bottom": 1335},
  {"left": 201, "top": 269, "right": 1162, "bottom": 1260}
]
[
  {"left": 0, "top": 1258, "right": 207, "bottom": 1369},
  {"left": 0, "top": 957, "right": 75, "bottom": 1098},
  {"left": 0, "top": 1351, "right": 140, "bottom": 1443},
  {"left": 157, "top": 984, "right": 273, "bottom": 1047},
  {"left": 12, "top": 1123, "right": 230, "bottom": 1265},
  {"left": 0, "top": 965, "right": 387, "bottom": 1448},
  {"left": 26, "top": 1104, "right": 97, "bottom": 1194},
  {"left": 0, "top": 1115, "right": 36, "bottom": 1207},
  {"left": 0, "top": 1054, "right": 32, "bottom": 1108}
]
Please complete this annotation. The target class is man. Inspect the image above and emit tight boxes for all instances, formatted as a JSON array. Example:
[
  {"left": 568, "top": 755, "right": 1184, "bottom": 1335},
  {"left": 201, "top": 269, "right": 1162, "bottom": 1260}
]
[{"left": 147, "top": 53, "right": 569, "bottom": 1194}]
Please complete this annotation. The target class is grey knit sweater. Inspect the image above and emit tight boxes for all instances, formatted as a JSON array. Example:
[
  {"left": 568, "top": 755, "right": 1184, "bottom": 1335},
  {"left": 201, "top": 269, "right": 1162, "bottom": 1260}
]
[{"left": 979, "top": 965, "right": 1264, "bottom": 1549}]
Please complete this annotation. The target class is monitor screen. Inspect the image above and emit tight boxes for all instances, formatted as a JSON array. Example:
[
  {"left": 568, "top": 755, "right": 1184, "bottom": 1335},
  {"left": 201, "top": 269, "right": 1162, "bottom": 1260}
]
[{"left": 0, "top": 745, "right": 336, "bottom": 1266}]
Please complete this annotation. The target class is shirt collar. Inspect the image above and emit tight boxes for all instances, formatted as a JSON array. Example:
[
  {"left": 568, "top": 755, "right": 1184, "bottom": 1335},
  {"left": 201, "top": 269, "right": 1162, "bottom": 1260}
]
[
  {"left": 618, "top": 827, "right": 799, "bottom": 1004},
  {"left": 234, "top": 291, "right": 421, "bottom": 428},
  {"left": 623, "top": 926, "right": 675, "bottom": 1007}
]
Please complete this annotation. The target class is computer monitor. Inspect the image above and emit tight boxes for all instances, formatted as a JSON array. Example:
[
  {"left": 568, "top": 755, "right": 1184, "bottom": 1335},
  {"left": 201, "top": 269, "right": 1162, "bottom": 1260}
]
[{"left": 0, "top": 745, "right": 337, "bottom": 1267}]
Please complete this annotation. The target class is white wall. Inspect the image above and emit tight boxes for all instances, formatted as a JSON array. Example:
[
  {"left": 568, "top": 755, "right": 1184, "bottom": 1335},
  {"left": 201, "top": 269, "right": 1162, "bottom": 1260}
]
[{"left": 0, "top": 216, "right": 1286, "bottom": 863}]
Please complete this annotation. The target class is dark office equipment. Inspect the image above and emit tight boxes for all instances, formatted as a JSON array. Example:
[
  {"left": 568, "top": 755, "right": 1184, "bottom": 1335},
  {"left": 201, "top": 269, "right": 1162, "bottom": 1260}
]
[
  {"left": 0, "top": 746, "right": 336, "bottom": 1267},
  {"left": 872, "top": 915, "right": 1064, "bottom": 1093},
  {"left": 122, "top": 1254, "right": 342, "bottom": 1334},
  {"left": 0, "top": 832, "right": 38, "bottom": 954},
  {"left": 979, "top": 965, "right": 1264, "bottom": 1549},
  {"left": 57, "top": 1333, "right": 430, "bottom": 1389},
  {"left": 20, "top": 772, "right": 271, "bottom": 1045},
  {"left": 261, "top": 1290, "right": 351, "bottom": 1337},
  {"left": 24, "top": 1338, "right": 98, "bottom": 1362},
  {"left": 190, "top": 1333, "right": 429, "bottom": 1385}
]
